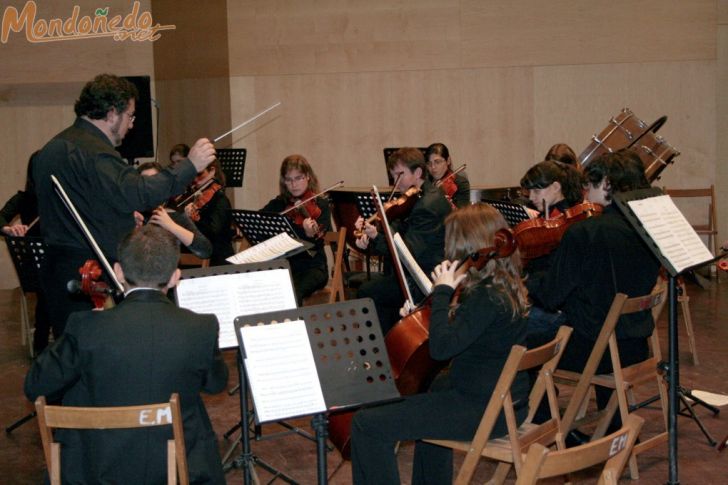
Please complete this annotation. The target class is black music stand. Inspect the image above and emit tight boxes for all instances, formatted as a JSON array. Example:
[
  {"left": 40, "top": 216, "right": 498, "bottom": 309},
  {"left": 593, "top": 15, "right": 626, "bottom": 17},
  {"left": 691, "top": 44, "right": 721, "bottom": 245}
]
[
  {"left": 355, "top": 191, "right": 390, "bottom": 221},
  {"left": 230, "top": 209, "right": 298, "bottom": 245},
  {"left": 614, "top": 188, "right": 717, "bottom": 485},
  {"left": 174, "top": 261, "right": 303, "bottom": 483},
  {"left": 217, "top": 148, "right": 246, "bottom": 188},
  {"left": 383, "top": 147, "right": 428, "bottom": 185},
  {"left": 483, "top": 199, "right": 531, "bottom": 227},
  {"left": 234, "top": 298, "right": 400, "bottom": 485},
  {"left": 4, "top": 235, "right": 46, "bottom": 433}
]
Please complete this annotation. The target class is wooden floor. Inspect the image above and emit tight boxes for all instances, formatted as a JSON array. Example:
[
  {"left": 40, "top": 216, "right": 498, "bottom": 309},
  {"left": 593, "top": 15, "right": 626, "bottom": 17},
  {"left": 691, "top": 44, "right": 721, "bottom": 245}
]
[{"left": 2, "top": 274, "right": 728, "bottom": 484}]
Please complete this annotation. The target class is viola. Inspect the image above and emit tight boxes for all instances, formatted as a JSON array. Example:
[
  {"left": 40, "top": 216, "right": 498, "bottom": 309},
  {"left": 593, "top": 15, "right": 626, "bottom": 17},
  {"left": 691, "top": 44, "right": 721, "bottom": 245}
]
[
  {"left": 186, "top": 181, "right": 223, "bottom": 222},
  {"left": 328, "top": 229, "right": 515, "bottom": 460},
  {"left": 513, "top": 201, "right": 603, "bottom": 264}
]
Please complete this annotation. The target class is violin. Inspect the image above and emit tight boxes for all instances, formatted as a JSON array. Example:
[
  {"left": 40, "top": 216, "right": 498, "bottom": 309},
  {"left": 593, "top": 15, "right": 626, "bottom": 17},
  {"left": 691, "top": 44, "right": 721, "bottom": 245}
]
[
  {"left": 78, "top": 260, "right": 116, "bottom": 310},
  {"left": 328, "top": 229, "right": 515, "bottom": 459},
  {"left": 354, "top": 186, "right": 422, "bottom": 237},
  {"left": 513, "top": 201, "right": 603, "bottom": 264},
  {"left": 279, "top": 181, "right": 344, "bottom": 239},
  {"left": 435, "top": 164, "right": 467, "bottom": 207},
  {"left": 186, "top": 181, "right": 223, "bottom": 222}
]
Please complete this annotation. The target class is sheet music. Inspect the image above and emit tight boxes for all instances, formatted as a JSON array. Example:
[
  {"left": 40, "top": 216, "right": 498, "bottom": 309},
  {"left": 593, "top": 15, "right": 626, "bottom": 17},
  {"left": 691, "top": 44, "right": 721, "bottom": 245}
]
[
  {"left": 393, "top": 232, "right": 432, "bottom": 295},
  {"left": 240, "top": 320, "right": 326, "bottom": 422},
  {"left": 226, "top": 232, "right": 303, "bottom": 264},
  {"left": 628, "top": 195, "right": 713, "bottom": 273},
  {"left": 176, "top": 269, "right": 296, "bottom": 349}
]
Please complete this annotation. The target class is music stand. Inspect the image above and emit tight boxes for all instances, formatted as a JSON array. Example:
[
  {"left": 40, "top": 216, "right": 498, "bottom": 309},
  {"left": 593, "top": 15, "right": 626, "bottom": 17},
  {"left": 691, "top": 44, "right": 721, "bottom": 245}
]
[
  {"left": 4, "top": 235, "right": 46, "bottom": 433},
  {"left": 355, "top": 191, "right": 390, "bottom": 221},
  {"left": 613, "top": 187, "right": 717, "bottom": 485},
  {"left": 483, "top": 199, "right": 531, "bottom": 227},
  {"left": 383, "top": 147, "right": 428, "bottom": 185},
  {"left": 234, "top": 298, "right": 400, "bottom": 485},
  {"left": 217, "top": 148, "right": 246, "bottom": 188},
  {"left": 230, "top": 209, "right": 299, "bottom": 245},
  {"left": 174, "top": 261, "right": 301, "bottom": 483}
]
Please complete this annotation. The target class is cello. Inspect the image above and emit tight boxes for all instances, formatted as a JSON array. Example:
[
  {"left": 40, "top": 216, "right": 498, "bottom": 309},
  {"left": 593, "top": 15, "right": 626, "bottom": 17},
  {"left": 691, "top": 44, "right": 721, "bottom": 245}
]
[{"left": 327, "top": 227, "right": 516, "bottom": 459}]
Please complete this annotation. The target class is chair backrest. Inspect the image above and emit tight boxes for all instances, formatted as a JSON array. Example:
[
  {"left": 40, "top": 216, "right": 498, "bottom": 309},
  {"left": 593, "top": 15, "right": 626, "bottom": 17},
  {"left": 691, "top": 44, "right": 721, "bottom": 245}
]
[
  {"left": 561, "top": 287, "right": 667, "bottom": 433},
  {"left": 456, "top": 326, "right": 573, "bottom": 482},
  {"left": 515, "top": 414, "right": 644, "bottom": 484},
  {"left": 323, "top": 227, "right": 347, "bottom": 303},
  {"left": 35, "top": 394, "right": 188, "bottom": 485},
  {"left": 663, "top": 185, "right": 717, "bottom": 253},
  {"left": 5, "top": 235, "right": 46, "bottom": 293}
]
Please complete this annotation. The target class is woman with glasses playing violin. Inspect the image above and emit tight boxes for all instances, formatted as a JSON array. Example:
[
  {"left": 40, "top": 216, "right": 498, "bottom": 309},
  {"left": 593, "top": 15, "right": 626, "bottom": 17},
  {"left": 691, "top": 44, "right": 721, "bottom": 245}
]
[
  {"left": 425, "top": 142, "right": 470, "bottom": 208},
  {"left": 350, "top": 203, "right": 530, "bottom": 485},
  {"left": 261, "top": 154, "right": 330, "bottom": 305}
]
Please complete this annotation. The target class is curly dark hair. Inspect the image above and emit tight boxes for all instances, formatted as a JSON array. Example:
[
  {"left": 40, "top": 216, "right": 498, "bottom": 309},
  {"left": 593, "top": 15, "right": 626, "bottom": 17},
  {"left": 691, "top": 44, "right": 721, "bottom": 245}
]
[
  {"left": 74, "top": 74, "right": 138, "bottom": 119},
  {"left": 584, "top": 149, "right": 649, "bottom": 201}
]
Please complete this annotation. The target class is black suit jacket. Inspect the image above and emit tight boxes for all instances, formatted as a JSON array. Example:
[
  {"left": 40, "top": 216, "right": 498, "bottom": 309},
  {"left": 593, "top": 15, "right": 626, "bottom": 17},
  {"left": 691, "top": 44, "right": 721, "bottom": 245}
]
[{"left": 25, "top": 290, "right": 229, "bottom": 484}]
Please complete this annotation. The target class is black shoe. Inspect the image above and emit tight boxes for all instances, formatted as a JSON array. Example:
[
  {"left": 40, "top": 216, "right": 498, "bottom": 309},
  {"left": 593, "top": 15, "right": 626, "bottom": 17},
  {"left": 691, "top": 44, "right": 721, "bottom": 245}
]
[{"left": 565, "top": 429, "right": 591, "bottom": 448}]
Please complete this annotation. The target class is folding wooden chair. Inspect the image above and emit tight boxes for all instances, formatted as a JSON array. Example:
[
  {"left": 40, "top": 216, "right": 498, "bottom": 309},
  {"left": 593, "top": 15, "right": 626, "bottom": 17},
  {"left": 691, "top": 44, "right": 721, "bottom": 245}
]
[
  {"left": 303, "top": 227, "right": 347, "bottom": 305},
  {"left": 425, "top": 326, "right": 573, "bottom": 485},
  {"left": 515, "top": 414, "right": 644, "bottom": 485},
  {"left": 35, "top": 394, "right": 188, "bottom": 485},
  {"left": 557, "top": 286, "right": 668, "bottom": 480}
]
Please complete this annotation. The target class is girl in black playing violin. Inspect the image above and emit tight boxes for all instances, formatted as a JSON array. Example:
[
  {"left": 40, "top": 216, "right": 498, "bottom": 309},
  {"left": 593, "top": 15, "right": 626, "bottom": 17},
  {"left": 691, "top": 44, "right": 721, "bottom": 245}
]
[
  {"left": 520, "top": 159, "right": 584, "bottom": 219},
  {"left": 350, "top": 203, "right": 530, "bottom": 485},
  {"left": 261, "top": 154, "right": 330, "bottom": 305},
  {"left": 184, "top": 159, "right": 235, "bottom": 266}
]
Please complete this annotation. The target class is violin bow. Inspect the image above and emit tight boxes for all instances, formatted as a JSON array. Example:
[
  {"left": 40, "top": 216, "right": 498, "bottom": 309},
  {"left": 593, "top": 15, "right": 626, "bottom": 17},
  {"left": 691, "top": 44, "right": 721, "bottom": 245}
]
[
  {"left": 372, "top": 185, "right": 415, "bottom": 306},
  {"left": 279, "top": 180, "right": 344, "bottom": 216},
  {"left": 213, "top": 102, "right": 281, "bottom": 143},
  {"left": 51, "top": 175, "right": 124, "bottom": 294}
]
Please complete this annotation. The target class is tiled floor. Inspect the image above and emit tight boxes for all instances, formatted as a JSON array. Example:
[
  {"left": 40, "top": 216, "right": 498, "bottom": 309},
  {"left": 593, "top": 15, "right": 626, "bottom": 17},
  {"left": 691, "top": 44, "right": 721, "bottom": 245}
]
[{"left": 2, "top": 275, "right": 728, "bottom": 484}]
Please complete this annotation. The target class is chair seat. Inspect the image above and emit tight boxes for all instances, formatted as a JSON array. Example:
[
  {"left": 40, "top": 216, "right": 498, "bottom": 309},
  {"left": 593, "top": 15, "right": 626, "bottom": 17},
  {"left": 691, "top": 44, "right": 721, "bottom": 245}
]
[{"left": 426, "top": 419, "right": 561, "bottom": 464}]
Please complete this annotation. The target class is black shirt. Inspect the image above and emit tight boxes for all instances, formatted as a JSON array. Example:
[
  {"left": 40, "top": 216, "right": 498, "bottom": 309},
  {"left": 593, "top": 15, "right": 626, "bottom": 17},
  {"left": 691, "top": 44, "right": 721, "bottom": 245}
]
[{"left": 530, "top": 204, "right": 660, "bottom": 341}]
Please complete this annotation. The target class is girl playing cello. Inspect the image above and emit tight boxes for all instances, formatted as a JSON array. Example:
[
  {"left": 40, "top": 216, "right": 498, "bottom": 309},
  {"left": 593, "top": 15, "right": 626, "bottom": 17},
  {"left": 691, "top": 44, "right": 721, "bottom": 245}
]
[
  {"left": 261, "top": 154, "right": 330, "bottom": 305},
  {"left": 351, "top": 203, "right": 530, "bottom": 485}
]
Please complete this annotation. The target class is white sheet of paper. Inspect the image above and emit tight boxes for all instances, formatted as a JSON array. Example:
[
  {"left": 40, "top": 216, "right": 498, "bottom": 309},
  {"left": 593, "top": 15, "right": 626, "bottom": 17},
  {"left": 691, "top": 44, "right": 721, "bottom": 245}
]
[
  {"left": 240, "top": 320, "right": 326, "bottom": 422},
  {"left": 628, "top": 195, "right": 713, "bottom": 274},
  {"left": 226, "top": 232, "right": 303, "bottom": 264},
  {"left": 393, "top": 232, "right": 432, "bottom": 295},
  {"left": 176, "top": 269, "right": 297, "bottom": 349}
]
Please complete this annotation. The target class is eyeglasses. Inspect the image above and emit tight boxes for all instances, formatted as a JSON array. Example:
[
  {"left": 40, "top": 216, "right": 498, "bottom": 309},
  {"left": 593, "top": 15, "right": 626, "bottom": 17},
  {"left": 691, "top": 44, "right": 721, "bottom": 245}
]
[
  {"left": 122, "top": 111, "right": 135, "bottom": 123},
  {"left": 284, "top": 174, "right": 307, "bottom": 184},
  {"left": 427, "top": 158, "right": 447, "bottom": 166}
]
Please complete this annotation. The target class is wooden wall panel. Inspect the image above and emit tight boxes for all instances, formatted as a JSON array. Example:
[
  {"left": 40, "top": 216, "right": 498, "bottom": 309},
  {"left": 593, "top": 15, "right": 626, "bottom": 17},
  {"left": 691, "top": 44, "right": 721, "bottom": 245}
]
[
  {"left": 154, "top": 77, "right": 232, "bottom": 164},
  {"left": 230, "top": 67, "right": 534, "bottom": 211},
  {"left": 226, "top": 0, "right": 715, "bottom": 77},
  {"left": 461, "top": 0, "right": 715, "bottom": 68},
  {"left": 717, "top": 25, "right": 728, "bottom": 246},
  {"left": 151, "top": 0, "right": 230, "bottom": 80}
]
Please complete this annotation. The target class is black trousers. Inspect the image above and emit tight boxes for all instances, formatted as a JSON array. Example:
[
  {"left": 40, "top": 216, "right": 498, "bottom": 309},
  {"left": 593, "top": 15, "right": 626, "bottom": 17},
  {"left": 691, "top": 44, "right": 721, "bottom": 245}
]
[
  {"left": 350, "top": 379, "right": 524, "bottom": 485},
  {"left": 357, "top": 274, "right": 425, "bottom": 335},
  {"left": 292, "top": 266, "right": 328, "bottom": 306}
]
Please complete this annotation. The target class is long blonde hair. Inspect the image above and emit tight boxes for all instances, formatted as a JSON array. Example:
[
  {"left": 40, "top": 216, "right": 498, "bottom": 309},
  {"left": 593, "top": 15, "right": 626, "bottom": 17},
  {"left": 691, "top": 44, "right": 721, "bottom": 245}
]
[{"left": 445, "top": 203, "right": 529, "bottom": 318}]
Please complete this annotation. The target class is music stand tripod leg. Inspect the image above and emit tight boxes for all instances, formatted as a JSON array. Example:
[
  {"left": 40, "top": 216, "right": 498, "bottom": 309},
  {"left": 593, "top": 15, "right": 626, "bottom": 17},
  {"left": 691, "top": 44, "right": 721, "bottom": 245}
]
[
  {"left": 223, "top": 350, "right": 299, "bottom": 485},
  {"left": 5, "top": 411, "right": 36, "bottom": 434}
]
